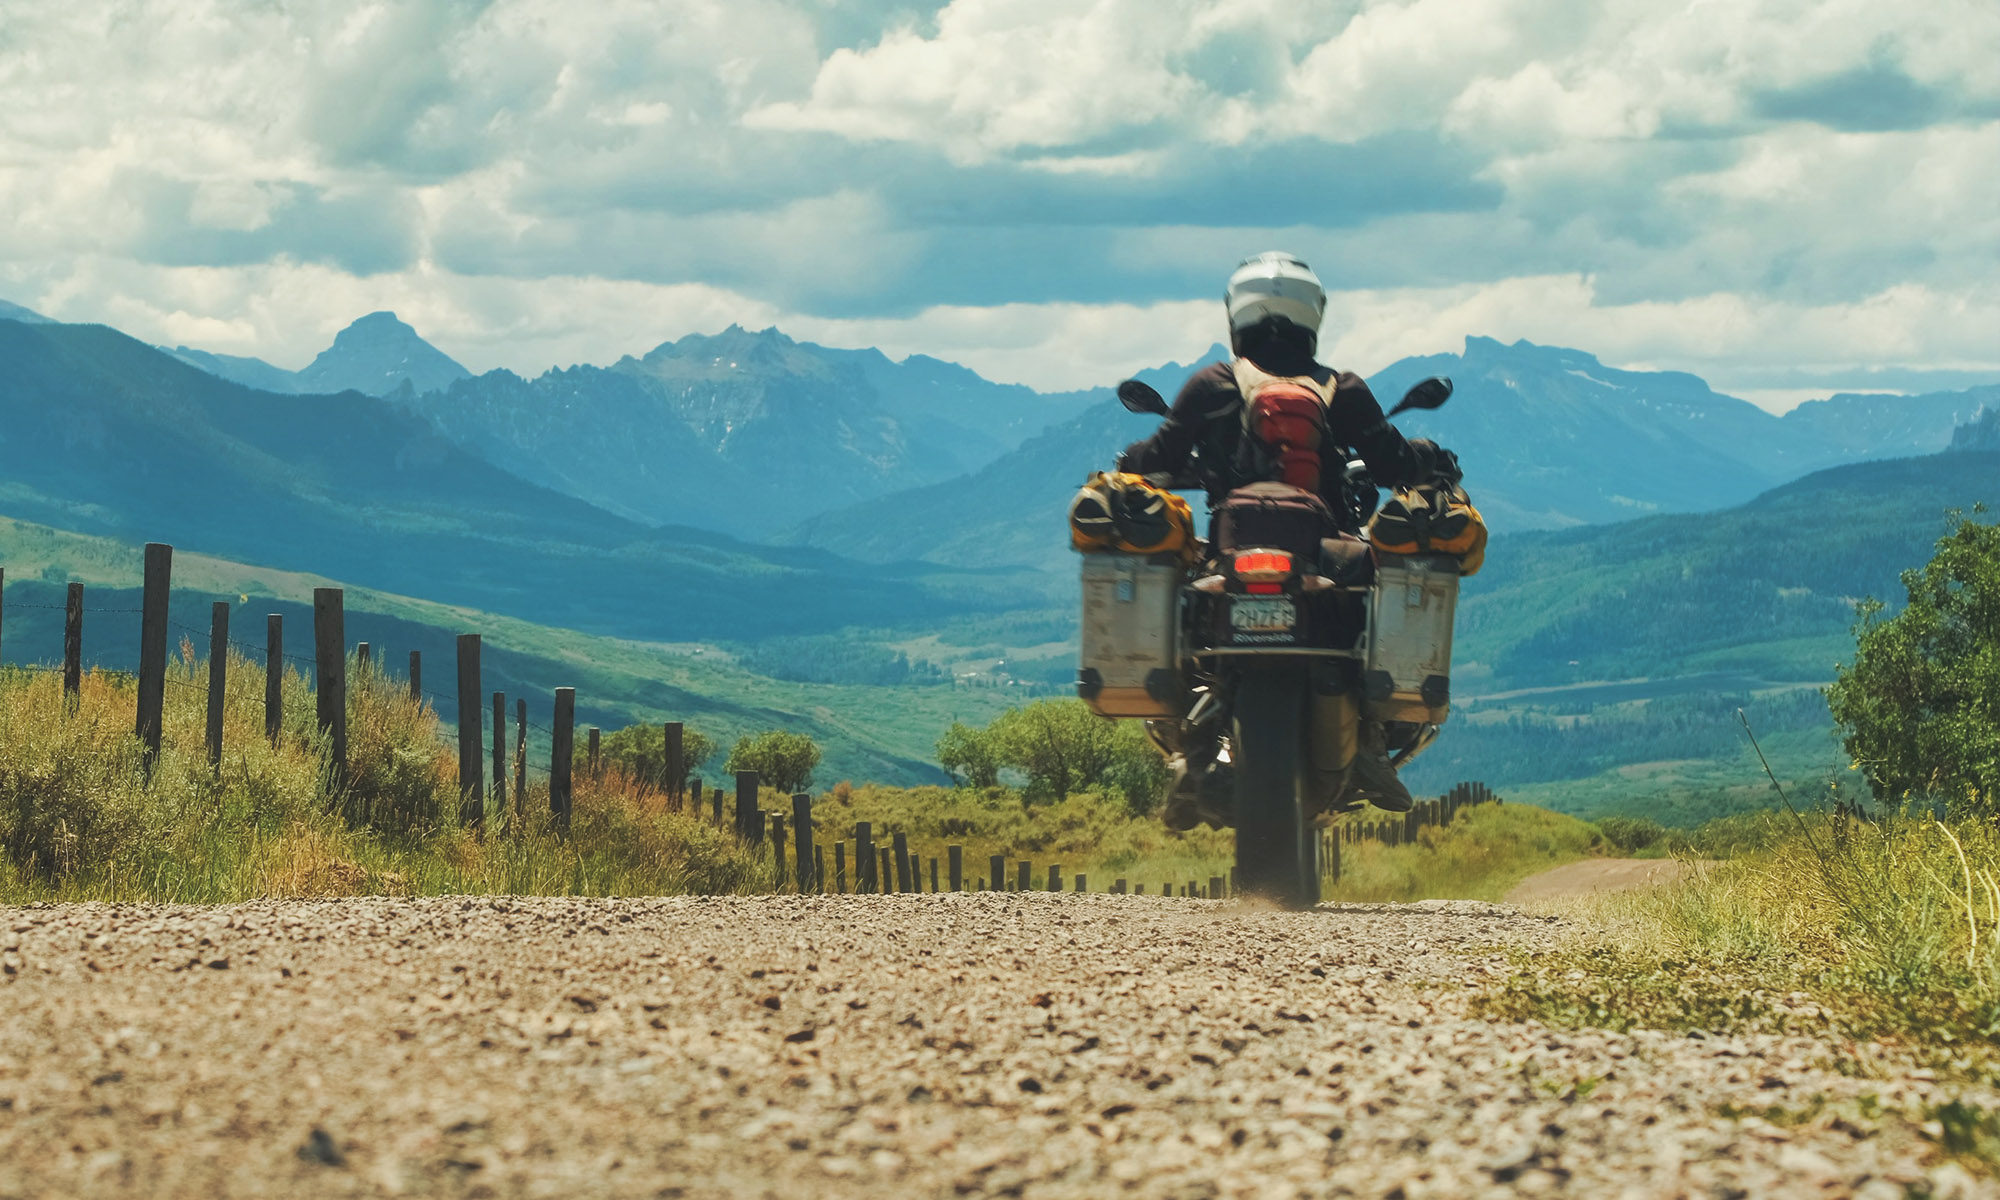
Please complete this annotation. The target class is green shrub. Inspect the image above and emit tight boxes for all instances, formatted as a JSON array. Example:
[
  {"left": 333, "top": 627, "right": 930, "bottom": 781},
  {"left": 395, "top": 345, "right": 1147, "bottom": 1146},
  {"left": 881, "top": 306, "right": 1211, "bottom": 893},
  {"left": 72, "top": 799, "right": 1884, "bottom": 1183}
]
[
  {"left": 934, "top": 700, "right": 1169, "bottom": 815},
  {"left": 936, "top": 721, "right": 999, "bottom": 788},
  {"left": 339, "top": 660, "right": 455, "bottom": 834},
  {"left": 598, "top": 722, "right": 716, "bottom": 791},
  {"left": 1828, "top": 513, "right": 2000, "bottom": 818},
  {"left": 0, "top": 669, "right": 149, "bottom": 878},
  {"left": 1596, "top": 816, "right": 1667, "bottom": 855},
  {"left": 725, "top": 730, "right": 821, "bottom": 793}
]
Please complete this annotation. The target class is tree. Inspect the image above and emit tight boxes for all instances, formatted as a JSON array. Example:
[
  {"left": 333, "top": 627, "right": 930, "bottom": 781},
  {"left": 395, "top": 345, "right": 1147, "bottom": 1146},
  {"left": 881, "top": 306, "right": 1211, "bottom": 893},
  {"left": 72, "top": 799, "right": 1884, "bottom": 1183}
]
[
  {"left": 1101, "top": 721, "right": 1171, "bottom": 816},
  {"left": 936, "top": 721, "right": 1000, "bottom": 788},
  {"left": 934, "top": 700, "right": 1172, "bottom": 813},
  {"left": 725, "top": 731, "right": 822, "bottom": 794},
  {"left": 987, "top": 700, "right": 1120, "bottom": 803},
  {"left": 1827, "top": 514, "right": 2000, "bottom": 817},
  {"left": 598, "top": 723, "right": 714, "bottom": 790}
]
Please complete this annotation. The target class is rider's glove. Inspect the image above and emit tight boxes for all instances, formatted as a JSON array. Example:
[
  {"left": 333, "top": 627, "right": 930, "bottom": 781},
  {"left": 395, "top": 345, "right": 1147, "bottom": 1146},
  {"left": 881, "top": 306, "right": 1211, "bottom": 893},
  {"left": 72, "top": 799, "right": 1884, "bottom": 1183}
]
[{"left": 1406, "top": 438, "right": 1463, "bottom": 486}]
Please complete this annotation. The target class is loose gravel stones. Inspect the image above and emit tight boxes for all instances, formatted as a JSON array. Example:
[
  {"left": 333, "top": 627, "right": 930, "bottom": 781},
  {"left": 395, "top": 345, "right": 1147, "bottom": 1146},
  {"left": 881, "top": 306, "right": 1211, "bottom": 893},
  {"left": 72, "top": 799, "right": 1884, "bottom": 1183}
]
[{"left": 0, "top": 895, "right": 1991, "bottom": 1198}]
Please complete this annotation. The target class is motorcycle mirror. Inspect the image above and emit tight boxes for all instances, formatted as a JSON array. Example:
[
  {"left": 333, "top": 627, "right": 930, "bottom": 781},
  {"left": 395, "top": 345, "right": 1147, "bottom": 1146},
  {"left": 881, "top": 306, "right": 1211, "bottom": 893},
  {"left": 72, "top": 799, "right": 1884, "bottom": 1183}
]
[
  {"left": 1387, "top": 376, "right": 1453, "bottom": 418},
  {"left": 1117, "top": 379, "right": 1171, "bottom": 417}
]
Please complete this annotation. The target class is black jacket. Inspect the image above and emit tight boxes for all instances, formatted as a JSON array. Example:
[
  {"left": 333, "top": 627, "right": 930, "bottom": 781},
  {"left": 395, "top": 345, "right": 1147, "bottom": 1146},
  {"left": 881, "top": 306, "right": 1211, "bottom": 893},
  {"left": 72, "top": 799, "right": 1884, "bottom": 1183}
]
[{"left": 1118, "top": 354, "right": 1438, "bottom": 507}]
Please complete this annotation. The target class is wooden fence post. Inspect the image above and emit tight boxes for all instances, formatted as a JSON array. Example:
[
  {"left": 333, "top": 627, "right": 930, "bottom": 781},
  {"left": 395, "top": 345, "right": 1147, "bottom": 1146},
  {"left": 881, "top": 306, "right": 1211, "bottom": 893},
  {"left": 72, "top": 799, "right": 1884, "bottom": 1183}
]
[
  {"left": 892, "top": 832, "right": 911, "bottom": 893},
  {"left": 989, "top": 854, "right": 1005, "bottom": 892},
  {"left": 491, "top": 693, "right": 508, "bottom": 816},
  {"left": 711, "top": 785, "right": 724, "bottom": 826},
  {"left": 792, "top": 794, "right": 813, "bottom": 892},
  {"left": 62, "top": 582, "right": 81, "bottom": 710},
  {"left": 551, "top": 687, "right": 575, "bottom": 835},
  {"left": 855, "top": 822, "right": 874, "bottom": 893},
  {"left": 409, "top": 650, "right": 421, "bottom": 702},
  {"left": 136, "top": 544, "right": 172, "bottom": 773},
  {"left": 265, "top": 614, "right": 283, "bottom": 747},
  {"left": 313, "top": 587, "right": 346, "bottom": 791},
  {"left": 1114, "top": 879, "right": 1127, "bottom": 895},
  {"left": 948, "top": 845, "right": 963, "bottom": 892},
  {"left": 585, "top": 727, "right": 600, "bottom": 780},
  {"left": 356, "top": 642, "right": 370, "bottom": 672},
  {"left": 815, "top": 845, "right": 826, "bottom": 894},
  {"left": 455, "top": 635, "right": 483, "bottom": 829},
  {"left": 1329, "top": 833, "right": 1342, "bottom": 885},
  {"left": 879, "top": 848, "right": 894, "bottom": 896},
  {"left": 1209, "top": 875, "right": 1225, "bottom": 900},
  {"left": 513, "top": 698, "right": 527, "bottom": 811},
  {"left": 735, "top": 771, "right": 761, "bottom": 843},
  {"left": 771, "top": 815, "right": 787, "bottom": 890},
  {"left": 929, "top": 857, "right": 939, "bottom": 893},
  {"left": 664, "top": 723, "right": 684, "bottom": 809},
  {"left": 206, "top": 601, "right": 227, "bottom": 769},
  {"left": 835, "top": 841, "right": 848, "bottom": 893},
  {"left": 1075, "top": 874, "right": 1087, "bottom": 893},
  {"left": 1017, "top": 861, "right": 1031, "bottom": 892},
  {"left": 1048, "top": 864, "right": 1061, "bottom": 892}
]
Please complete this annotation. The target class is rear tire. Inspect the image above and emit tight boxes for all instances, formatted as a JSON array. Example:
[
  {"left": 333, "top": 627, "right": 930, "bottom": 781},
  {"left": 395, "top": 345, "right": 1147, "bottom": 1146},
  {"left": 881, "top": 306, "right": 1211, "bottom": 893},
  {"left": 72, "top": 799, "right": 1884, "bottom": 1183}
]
[{"left": 1231, "top": 664, "right": 1319, "bottom": 909}]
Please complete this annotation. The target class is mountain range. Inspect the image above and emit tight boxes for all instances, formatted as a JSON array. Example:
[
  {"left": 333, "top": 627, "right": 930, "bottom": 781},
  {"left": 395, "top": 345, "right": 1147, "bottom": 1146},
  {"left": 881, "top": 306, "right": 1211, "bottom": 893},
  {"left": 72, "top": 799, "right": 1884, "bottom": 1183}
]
[
  {"left": 793, "top": 336, "right": 1996, "bottom": 571},
  {"left": 130, "top": 307, "right": 2000, "bottom": 558},
  {"left": 166, "top": 311, "right": 472, "bottom": 398},
  {"left": 9, "top": 297, "right": 1998, "bottom": 591},
  {"left": 0, "top": 317, "right": 1021, "bottom": 643},
  {"left": 166, "top": 314, "right": 1094, "bottom": 537}
]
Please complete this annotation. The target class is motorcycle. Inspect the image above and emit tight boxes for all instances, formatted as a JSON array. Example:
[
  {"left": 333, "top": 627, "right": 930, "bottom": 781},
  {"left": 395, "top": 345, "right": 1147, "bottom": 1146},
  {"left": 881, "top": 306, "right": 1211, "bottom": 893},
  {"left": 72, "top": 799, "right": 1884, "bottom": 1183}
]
[{"left": 1082, "top": 376, "right": 1458, "bottom": 909}]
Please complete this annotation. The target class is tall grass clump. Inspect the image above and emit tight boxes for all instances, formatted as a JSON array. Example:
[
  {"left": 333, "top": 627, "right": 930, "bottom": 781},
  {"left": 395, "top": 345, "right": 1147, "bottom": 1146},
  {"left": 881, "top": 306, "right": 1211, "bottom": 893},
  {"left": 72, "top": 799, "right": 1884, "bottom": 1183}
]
[
  {"left": 1484, "top": 804, "right": 2000, "bottom": 1051},
  {"left": 0, "top": 649, "right": 768, "bottom": 903},
  {"left": 1324, "top": 802, "right": 1600, "bottom": 903}
]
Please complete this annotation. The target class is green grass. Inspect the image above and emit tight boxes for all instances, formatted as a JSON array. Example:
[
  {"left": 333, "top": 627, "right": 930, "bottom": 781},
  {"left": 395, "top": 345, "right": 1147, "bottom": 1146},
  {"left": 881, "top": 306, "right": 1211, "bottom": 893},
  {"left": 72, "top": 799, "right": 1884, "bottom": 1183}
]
[
  {"left": 811, "top": 782, "right": 1232, "bottom": 892},
  {"left": 1478, "top": 806, "right": 2000, "bottom": 1059},
  {"left": 0, "top": 659, "right": 770, "bottom": 904},
  {"left": 1323, "top": 802, "right": 1602, "bottom": 903}
]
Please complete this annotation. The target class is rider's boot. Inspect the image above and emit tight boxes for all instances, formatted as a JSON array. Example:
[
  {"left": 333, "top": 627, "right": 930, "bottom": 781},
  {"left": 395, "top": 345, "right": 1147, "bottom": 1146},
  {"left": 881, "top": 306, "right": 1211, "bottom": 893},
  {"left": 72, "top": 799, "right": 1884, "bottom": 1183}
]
[
  {"left": 1308, "top": 687, "right": 1363, "bottom": 816},
  {"left": 1349, "top": 720, "right": 1414, "bottom": 813},
  {"left": 1162, "top": 754, "right": 1203, "bottom": 831}
]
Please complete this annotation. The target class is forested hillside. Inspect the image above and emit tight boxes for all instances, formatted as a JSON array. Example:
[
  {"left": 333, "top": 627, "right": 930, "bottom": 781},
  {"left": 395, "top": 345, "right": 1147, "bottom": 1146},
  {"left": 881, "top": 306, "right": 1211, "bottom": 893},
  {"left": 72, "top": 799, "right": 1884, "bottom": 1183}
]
[{"left": 1454, "top": 450, "right": 2000, "bottom": 690}]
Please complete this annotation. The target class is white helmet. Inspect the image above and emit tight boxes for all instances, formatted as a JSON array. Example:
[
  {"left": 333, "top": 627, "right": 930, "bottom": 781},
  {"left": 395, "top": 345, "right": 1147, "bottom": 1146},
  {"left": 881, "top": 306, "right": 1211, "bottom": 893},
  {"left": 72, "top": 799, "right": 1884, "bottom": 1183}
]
[{"left": 1225, "top": 251, "right": 1325, "bottom": 341}]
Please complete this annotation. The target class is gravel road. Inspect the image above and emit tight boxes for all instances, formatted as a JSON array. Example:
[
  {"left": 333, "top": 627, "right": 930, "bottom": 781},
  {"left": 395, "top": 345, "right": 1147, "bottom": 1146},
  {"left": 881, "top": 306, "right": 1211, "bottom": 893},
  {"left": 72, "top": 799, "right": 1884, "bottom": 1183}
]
[
  {"left": 1503, "top": 859, "right": 1708, "bottom": 904},
  {"left": 1, "top": 895, "right": 1991, "bottom": 1199}
]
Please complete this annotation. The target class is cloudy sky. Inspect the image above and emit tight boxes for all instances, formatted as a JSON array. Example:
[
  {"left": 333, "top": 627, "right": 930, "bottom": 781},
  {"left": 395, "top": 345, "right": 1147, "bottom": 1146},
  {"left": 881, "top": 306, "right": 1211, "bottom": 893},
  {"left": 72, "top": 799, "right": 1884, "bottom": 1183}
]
[{"left": 2, "top": 0, "right": 1996, "bottom": 406}]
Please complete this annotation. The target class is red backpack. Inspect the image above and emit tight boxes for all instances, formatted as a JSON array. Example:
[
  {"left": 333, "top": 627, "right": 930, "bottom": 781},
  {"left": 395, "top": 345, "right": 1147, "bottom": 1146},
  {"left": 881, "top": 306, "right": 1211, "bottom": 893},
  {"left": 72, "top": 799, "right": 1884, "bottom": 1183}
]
[{"left": 1231, "top": 359, "right": 1333, "bottom": 491}]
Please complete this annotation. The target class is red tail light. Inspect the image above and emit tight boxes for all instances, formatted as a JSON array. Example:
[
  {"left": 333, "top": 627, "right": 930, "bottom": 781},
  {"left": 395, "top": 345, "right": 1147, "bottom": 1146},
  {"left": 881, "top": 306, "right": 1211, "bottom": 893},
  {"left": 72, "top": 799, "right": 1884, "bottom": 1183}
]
[{"left": 1233, "top": 550, "right": 1292, "bottom": 582}]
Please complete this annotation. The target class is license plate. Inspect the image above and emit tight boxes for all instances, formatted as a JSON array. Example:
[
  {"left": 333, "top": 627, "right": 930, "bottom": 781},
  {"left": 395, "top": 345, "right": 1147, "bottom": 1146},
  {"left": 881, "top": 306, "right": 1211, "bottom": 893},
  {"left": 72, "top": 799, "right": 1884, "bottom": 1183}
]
[{"left": 1229, "top": 596, "right": 1296, "bottom": 632}]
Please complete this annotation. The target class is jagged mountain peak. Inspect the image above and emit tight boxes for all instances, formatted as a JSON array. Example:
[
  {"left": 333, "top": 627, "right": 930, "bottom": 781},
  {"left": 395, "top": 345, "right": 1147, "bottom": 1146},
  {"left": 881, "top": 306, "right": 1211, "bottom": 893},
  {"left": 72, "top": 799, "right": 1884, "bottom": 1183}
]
[
  {"left": 1949, "top": 406, "right": 2000, "bottom": 452},
  {"left": 333, "top": 309, "right": 417, "bottom": 340},
  {"left": 295, "top": 311, "right": 470, "bottom": 398}
]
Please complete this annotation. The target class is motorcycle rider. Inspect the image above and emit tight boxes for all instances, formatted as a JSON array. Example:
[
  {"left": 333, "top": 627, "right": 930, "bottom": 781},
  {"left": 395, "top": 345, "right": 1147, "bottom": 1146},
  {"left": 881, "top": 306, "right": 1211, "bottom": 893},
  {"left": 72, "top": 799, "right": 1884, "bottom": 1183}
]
[{"left": 1118, "top": 251, "right": 1459, "bottom": 825}]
